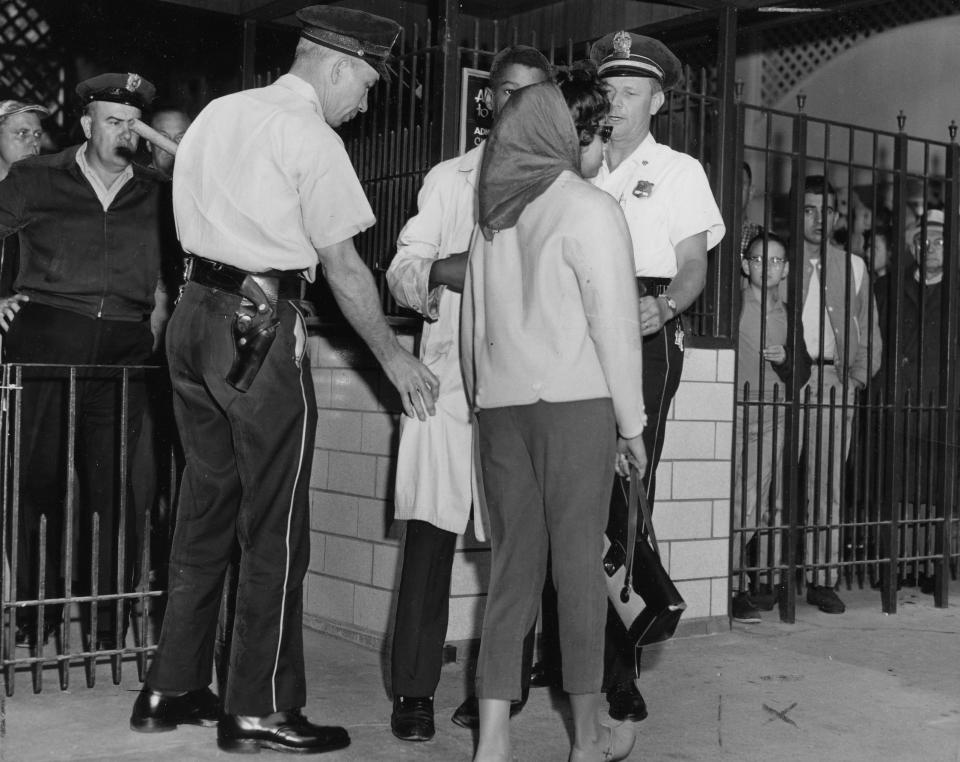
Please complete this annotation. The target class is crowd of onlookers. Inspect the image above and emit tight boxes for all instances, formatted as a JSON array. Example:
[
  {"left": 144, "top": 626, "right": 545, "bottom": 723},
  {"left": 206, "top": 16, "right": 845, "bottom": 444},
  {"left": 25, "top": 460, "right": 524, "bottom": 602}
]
[{"left": 732, "top": 159, "right": 956, "bottom": 623}]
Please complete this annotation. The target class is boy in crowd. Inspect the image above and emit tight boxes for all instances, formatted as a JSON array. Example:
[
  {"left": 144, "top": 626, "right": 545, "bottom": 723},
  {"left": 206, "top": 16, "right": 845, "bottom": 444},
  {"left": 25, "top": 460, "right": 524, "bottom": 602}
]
[{"left": 732, "top": 233, "right": 810, "bottom": 622}]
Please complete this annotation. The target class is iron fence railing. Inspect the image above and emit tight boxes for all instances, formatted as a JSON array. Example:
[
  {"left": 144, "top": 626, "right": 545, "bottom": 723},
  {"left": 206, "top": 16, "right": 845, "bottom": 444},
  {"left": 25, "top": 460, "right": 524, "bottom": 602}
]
[
  {"left": 731, "top": 101, "right": 960, "bottom": 621},
  {"left": 0, "top": 363, "right": 176, "bottom": 695}
]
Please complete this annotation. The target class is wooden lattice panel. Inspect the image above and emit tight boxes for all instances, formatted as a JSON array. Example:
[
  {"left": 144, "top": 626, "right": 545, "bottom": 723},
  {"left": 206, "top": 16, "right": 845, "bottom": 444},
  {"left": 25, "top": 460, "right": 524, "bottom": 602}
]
[
  {"left": 759, "top": 0, "right": 960, "bottom": 106},
  {"left": 0, "top": 0, "right": 63, "bottom": 123},
  {"left": 1, "top": 0, "right": 48, "bottom": 45}
]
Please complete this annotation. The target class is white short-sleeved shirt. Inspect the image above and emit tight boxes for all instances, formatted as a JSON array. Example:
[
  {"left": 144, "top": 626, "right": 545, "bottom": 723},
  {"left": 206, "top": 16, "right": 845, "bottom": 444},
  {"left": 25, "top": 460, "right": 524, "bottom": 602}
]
[
  {"left": 173, "top": 73, "right": 375, "bottom": 281},
  {"left": 593, "top": 134, "right": 725, "bottom": 277}
]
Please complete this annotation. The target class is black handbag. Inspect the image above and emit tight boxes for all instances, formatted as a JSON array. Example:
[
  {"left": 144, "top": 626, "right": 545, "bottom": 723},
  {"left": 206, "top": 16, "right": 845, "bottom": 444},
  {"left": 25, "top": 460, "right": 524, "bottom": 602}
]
[{"left": 602, "top": 467, "right": 686, "bottom": 647}]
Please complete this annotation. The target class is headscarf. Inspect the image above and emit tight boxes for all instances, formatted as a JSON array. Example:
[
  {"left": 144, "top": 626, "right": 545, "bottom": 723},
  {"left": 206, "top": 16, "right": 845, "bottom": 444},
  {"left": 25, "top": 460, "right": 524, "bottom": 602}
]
[{"left": 477, "top": 81, "right": 580, "bottom": 241}]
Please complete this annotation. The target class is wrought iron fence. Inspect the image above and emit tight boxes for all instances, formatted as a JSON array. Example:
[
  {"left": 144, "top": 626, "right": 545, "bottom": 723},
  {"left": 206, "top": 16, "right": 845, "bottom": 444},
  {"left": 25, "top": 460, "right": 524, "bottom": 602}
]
[
  {"left": 299, "top": 22, "right": 738, "bottom": 342},
  {"left": 0, "top": 363, "right": 176, "bottom": 695},
  {"left": 731, "top": 100, "right": 960, "bottom": 621}
]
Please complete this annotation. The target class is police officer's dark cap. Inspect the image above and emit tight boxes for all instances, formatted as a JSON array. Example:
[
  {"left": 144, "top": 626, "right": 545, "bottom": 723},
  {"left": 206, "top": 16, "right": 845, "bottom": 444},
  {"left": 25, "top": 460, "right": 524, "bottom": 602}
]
[
  {"left": 76, "top": 73, "right": 156, "bottom": 111},
  {"left": 296, "top": 5, "right": 402, "bottom": 79},
  {"left": 590, "top": 31, "right": 683, "bottom": 91}
]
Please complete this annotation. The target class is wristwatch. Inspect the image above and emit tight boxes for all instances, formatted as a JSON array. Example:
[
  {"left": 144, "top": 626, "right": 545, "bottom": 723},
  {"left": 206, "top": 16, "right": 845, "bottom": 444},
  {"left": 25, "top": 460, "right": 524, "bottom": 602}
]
[{"left": 658, "top": 294, "right": 678, "bottom": 318}]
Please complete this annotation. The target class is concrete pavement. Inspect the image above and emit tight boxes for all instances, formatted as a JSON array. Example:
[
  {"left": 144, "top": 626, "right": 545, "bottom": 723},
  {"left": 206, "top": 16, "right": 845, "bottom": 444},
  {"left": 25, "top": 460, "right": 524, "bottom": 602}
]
[{"left": 2, "top": 581, "right": 958, "bottom": 761}]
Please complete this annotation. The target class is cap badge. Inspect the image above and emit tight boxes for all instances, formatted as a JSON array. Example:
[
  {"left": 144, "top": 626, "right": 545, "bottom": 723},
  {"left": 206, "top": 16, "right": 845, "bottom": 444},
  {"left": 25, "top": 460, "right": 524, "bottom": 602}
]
[
  {"left": 125, "top": 73, "right": 142, "bottom": 92},
  {"left": 612, "top": 31, "right": 632, "bottom": 56}
]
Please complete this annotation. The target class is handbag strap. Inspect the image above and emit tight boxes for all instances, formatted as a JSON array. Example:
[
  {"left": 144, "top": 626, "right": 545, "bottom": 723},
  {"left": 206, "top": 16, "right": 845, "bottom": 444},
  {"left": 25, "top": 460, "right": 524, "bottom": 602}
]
[
  {"left": 621, "top": 466, "right": 659, "bottom": 601},
  {"left": 636, "top": 470, "right": 659, "bottom": 555}
]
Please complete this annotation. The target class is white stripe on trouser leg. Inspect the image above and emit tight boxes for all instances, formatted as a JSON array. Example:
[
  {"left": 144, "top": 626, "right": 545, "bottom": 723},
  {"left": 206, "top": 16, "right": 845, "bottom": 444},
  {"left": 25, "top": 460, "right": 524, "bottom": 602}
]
[
  {"left": 647, "top": 327, "right": 673, "bottom": 502},
  {"left": 271, "top": 305, "right": 310, "bottom": 711}
]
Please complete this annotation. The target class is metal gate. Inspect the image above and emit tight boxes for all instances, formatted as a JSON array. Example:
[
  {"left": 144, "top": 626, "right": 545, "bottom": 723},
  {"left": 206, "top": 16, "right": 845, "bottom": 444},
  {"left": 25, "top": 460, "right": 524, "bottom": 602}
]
[
  {"left": 0, "top": 363, "right": 176, "bottom": 694},
  {"left": 731, "top": 97, "right": 960, "bottom": 621}
]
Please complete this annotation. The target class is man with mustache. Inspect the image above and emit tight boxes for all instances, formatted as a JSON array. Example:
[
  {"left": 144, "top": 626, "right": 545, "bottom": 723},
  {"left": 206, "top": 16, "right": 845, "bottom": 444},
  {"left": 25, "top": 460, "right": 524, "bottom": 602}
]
[{"left": 0, "top": 73, "right": 166, "bottom": 650}]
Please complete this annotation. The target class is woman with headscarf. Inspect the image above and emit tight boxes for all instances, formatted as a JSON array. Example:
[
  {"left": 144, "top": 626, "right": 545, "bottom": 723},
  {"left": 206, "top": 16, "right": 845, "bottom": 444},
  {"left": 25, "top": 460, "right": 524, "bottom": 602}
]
[{"left": 460, "top": 75, "right": 646, "bottom": 762}]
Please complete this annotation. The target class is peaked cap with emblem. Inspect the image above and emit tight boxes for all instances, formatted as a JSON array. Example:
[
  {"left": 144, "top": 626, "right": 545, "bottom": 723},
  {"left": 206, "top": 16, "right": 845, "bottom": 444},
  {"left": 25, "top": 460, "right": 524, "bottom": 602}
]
[
  {"left": 296, "top": 5, "right": 402, "bottom": 80},
  {"left": 590, "top": 31, "right": 683, "bottom": 91},
  {"left": 76, "top": 72, "right": 156, "bottom": 110}
]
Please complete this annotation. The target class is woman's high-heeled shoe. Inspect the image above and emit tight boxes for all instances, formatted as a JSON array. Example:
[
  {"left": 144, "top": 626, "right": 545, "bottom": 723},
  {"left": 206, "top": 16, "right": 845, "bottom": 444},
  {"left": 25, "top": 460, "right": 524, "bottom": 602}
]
[{"left": 600, "top": 720, "right": 636, "bottom": 762}]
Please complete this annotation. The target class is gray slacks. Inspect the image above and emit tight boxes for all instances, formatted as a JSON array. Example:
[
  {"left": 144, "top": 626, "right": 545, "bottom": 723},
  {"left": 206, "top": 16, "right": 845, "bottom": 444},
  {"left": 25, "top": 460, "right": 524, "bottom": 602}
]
[{"left": 475, "top": 398, "right": 615, "bottom": 699}]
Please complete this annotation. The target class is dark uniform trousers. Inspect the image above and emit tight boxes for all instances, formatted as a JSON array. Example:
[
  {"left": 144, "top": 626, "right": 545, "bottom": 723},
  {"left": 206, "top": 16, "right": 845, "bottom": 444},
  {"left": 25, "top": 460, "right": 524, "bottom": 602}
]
[
  {"left": 603, "top": 313, "right": 684, "bottom": 689},
  {"left": 147, "top": 282, "right": 316, "bottom": 717},
  {"left": 5, "top": 302, "right": 151, "bottom": 637}
]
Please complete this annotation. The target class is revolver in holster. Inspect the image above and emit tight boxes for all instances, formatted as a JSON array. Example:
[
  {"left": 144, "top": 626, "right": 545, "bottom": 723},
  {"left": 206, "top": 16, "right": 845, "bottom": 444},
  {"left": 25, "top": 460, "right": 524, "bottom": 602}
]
[{"left": 226, "top": 275, "right": 280, "bottom": 392}]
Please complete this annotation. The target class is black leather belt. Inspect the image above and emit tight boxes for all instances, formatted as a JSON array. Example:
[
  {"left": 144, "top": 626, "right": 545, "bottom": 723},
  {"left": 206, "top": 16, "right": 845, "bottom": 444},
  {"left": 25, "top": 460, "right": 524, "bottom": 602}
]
[
  {"left": 185, "top": 256, "right": 302, "bottom": 303},
  {"left": 814, "top": 358, "right": 835, "bottom": 365},
  {"left": 637, "top": 276, "right": 671, "bottom": 297}
]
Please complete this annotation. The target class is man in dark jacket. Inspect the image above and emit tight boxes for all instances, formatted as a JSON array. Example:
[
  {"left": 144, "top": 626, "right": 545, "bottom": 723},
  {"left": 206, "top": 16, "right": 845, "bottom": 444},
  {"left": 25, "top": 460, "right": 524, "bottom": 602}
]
[
  {"left": 0, "top": 72, "right": 165, "bottom": 650},
  {"left": 876, "top": 209, "right": 953, "bottom": 554}
]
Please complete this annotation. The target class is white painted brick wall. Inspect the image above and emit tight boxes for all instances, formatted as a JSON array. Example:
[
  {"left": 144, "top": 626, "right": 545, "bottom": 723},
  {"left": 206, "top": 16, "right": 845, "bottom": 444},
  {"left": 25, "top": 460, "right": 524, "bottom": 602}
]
[
  {"left": 669, "top": 538, "right": 730, "bottom": 580},
  {"left": 449, "top": 551, "right": 490, "bottom": 596},
  {"left": 306, "top": 336, "right": 737, "bottom": 641},
  {"left": 355, "top": 585, "right": 394, "bottom": 634},
  {"left": 317, "top": 409, "right": 362, "bottom": 451},
  {"left": 372, "top": 543, "right": 402, "bottom": 589},
  {"left": 653, "top": 501, "right": 713, "bottom": 540},
  {"left": 310, "top": 491, "right": 358, "bottom": 536},
  {"left": 674, "top": 578, "right": 711, "bottom": 619},
  {"left": 326, "top": 451, "right": 378, "bottom": 497},
  {"left": 324, "top": 536, "right": 373, "bottom": 584}
]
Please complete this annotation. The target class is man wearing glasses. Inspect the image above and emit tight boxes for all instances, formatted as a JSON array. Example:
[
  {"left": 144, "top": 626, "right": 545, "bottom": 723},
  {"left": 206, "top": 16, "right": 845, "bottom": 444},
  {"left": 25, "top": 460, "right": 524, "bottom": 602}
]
[
  {"left": 0, "top": 100, "right": 48, "bottom": 296},
  {"left": 588, "top": 31, "right": 725, "bottom": 723},
  {"left": 795, "top": 175, "right": 881, "bottom": 614}
]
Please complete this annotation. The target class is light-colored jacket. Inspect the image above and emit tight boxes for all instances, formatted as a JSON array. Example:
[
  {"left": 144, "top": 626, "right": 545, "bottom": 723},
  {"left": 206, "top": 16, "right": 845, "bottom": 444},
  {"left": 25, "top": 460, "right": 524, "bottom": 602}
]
[
  {"left": 461, "top": 170, "right": 646, "bottom": 439},
  {"left": 385, "top": 146, "right": 483, "bottom": 538},
  {"left": 800, "top": 242, "right": 882, "bottom": 387}
]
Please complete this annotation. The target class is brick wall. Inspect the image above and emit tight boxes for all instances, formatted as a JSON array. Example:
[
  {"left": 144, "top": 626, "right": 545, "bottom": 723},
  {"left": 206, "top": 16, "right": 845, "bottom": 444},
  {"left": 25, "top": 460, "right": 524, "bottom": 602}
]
[
  {"left": 655, "top": 346, "right": 735, "bottom": 633},
  {"left": 304, "top": 328, "right": 734, "bottom": 649}
]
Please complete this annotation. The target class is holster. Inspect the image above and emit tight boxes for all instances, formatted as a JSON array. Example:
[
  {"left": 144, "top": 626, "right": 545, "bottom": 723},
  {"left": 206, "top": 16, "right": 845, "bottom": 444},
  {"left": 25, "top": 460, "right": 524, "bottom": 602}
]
[{"left": 226, "top": 275, "right": 280, "bottom": 392}]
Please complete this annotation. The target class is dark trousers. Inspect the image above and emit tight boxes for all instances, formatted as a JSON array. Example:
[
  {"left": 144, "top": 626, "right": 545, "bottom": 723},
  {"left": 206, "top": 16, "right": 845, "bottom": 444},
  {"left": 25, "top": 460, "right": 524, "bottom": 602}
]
[
  {"left": 5, "top": 302, "right": 150, "bottom": 636},
  {"left": 603, "top": 318, "right": 684, "bottom": 689},
  {"left": 147, "top": 282, "right": 316, "bottom": 716},
  {"left": 390, "top": 520, "right": 457, "bottom": 698}
]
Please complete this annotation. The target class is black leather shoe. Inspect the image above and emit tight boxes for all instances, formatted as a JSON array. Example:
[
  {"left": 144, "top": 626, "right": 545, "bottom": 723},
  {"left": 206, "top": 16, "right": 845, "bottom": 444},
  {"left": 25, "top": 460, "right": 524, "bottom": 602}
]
[
  {"left": 15, "top": 620, "right": 58, "bottom": 649},
  {"left": 450, "top": 695, "right": 526, "bottom": 730},
  {"left": 607, "top": 682, "right": 648, "bottom": 722},
  {"left": 391, "top": 695, "right": 435, "bottom": 742},
  {"left": 217, "top": 710, "right": 350, "bottom": 754},
  {"left": 529, "top": 660, "right": 562, "bottom": 688},
  {"left": 130, "top": 686, "right": 220, "bottom": 732}
]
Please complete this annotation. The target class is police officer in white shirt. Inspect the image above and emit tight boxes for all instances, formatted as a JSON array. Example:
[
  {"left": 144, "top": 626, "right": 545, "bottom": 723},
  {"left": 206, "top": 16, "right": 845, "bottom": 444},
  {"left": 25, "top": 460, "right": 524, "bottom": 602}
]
[
  {"left": 129, "top": 7, "right": 438, "bottom": 755},
  {"left": 589, "top": 31, "right": 726, "bottom": 723}
]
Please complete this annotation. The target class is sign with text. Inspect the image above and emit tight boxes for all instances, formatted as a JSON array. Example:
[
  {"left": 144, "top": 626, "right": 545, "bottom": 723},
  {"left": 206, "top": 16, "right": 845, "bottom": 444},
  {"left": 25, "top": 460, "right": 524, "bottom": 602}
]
[{"left": 460, "top": 67, "right": 492, "bottom": 155}]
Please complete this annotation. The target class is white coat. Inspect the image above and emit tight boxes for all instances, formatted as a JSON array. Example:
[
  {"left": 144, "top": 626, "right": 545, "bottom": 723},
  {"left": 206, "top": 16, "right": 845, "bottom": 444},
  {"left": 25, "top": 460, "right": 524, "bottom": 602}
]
[{"left": 386, "top": 145, "right": 485, "bottom": 539}]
